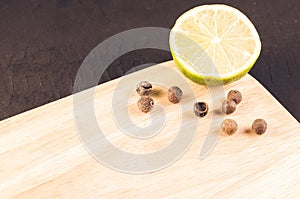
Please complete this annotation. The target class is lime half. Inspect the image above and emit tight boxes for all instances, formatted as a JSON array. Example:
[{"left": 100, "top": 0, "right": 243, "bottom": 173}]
[{"left": 169, "top": 4, "right": 261, "bottom": 86}]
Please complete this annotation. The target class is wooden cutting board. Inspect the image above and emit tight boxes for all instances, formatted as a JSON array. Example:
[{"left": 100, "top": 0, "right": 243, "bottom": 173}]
[{"left": 0, "top": 61, "right": 299, "bottom": 198}]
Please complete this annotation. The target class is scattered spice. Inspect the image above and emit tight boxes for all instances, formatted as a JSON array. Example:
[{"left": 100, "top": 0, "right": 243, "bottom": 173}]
[
  {"left": 222, "top": 99, "right": 236, "bottom": 114},
  {"left": 221, "top": 119, "right": 238, "bottom": 135},
  {"left": 194, "top": 102, "right": 209, "bottom": 117},
  {"left": 168, "top": 86, "right": 183, "bottom": 103},
  {"left": 137, "top": 96, "right": 154, "bottom": 113},
  {"left": 136, "top": 81, "right": 152, "bottom": 96},
  {"left": 252, "top": 119, "right": 267, "bottom": 135},
  {"left": 227, "top": 90, "right": 242, "bottom": 104}
]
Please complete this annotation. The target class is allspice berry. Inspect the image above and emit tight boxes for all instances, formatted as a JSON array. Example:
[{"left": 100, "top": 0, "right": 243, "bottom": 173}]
[
  {"left": 227, "top": 90, "right": 242, "bottom": 104},
  {"left": 168, "top": 86, "right": 183, "bottom": 103},
  {"left": 252, "top": 119, "right": 267, "bottom": 135},
  {"left": 222, "top": 99, "right": 236, "bottom": 114},
  {"left": 136, "top": 81, "right": 152, "bottom": 96},
  {"left": 194, "top": 102, "right": 209, "bottom": 117},
  {"left": 221, "top": 119, "right": 238, "bottom": 135},
  {"left": 137, "top": 96, "right": 154, "bottom": 113}
]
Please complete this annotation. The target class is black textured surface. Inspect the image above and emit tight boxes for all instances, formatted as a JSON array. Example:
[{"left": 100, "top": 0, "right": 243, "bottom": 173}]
[{"left": 0, "top": 0, "right": 299, "bottom": 121}]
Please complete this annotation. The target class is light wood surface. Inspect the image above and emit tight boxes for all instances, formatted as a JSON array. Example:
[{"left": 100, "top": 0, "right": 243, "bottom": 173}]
[{"left": 0, "top": 61, "right": 299, "bottom": 198}]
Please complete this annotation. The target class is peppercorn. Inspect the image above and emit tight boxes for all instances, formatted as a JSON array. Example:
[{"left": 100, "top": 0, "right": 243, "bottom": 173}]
[
  {"left": 222, "top": 99, "right": 236, "bottom": 114},
  {"left": 137, "top": 96, "right": 154, "bottom": 113},
  {"left": 167, "top": 86, "right": 183, "bottom": 103},
  {"left": 252, "top": 119, "right": 267, "bottom": 135},
  {"left": 136, "top": 81, "right": 152, "bottom": 96},
  {"left": 193, "top": 102, "right": 209, "bottom": 117},
  {"left": 227, "top": 90, "right": 242, "bottom": 104},
  {"left": 221, "top": 119, "right": 238, "bottom": 135}
]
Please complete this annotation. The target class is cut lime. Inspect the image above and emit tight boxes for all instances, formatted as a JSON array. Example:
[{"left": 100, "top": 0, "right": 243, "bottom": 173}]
[{"left": 169, "top": 4, "right": 261, "bottom": 86}]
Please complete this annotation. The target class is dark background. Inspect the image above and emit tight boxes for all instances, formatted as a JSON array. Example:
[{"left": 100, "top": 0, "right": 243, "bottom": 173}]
[{"left": 0, "top": 0, "right": 299, "bottom": 121}]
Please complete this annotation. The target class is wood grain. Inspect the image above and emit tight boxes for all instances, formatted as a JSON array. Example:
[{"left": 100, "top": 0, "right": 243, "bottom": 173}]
[{"left": 0, "top": 61, "right": 299, "bottom": 198}]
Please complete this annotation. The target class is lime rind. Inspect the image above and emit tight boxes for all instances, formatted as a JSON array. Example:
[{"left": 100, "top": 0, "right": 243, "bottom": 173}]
[{"left": 170, "top": 48, "right": 260, "bottom": 86}]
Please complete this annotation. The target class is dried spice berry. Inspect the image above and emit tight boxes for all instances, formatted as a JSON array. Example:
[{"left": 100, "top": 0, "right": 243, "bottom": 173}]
[
  {"left": 221, "top": 119, "right": 238, "bottom": 135},
  {"left": 136, "top": 81, "right": 152, "bottom": 96},
  {"left": 168, "top": 86, "right": 183, "bottom": 103},
  {"left": 222, "top": 99, "right": 236, "bottom": 114},
  {"left": 194, "top": 102, "right": 209, "bottom": 117},
  {"left": 252, "top": 119, "right": 267, "bottom": 135},
  {"left": 227, "top": 90, "right": 242, "bottom": 104},
  {"left": 137, "top": 96, "right": 154, "bottom": 113}
]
